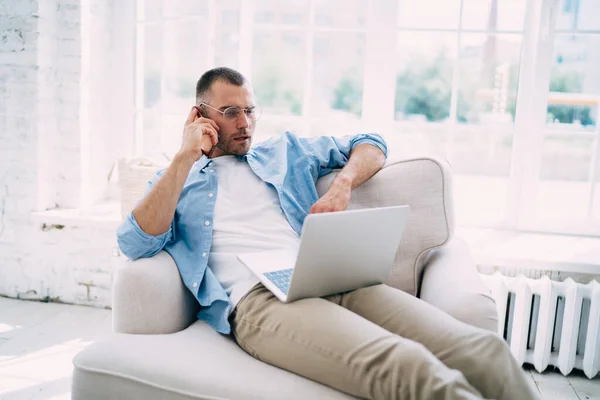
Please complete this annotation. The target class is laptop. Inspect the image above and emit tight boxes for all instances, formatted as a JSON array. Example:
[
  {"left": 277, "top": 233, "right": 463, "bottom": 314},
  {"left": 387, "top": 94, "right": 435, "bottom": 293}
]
[{"left": 237, "top": 205, "right": 410, "bottom": 302}]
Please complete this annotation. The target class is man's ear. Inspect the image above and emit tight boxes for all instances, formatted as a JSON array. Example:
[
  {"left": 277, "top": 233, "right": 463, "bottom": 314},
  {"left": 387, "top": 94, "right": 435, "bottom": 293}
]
[{"left": 194, "top": 105, "right": 208, "bottom": 118}]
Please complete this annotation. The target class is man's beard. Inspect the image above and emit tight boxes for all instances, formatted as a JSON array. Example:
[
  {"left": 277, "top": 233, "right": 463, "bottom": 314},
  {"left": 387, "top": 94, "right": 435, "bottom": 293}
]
[{"left": 216, "top": 129, "right": 252, "bottom": 156}]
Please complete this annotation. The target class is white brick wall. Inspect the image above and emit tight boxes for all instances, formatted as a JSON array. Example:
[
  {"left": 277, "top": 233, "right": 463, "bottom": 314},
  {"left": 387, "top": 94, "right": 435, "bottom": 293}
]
[{"left": 0, "top": 0, "right": 128, "bottom": 308}]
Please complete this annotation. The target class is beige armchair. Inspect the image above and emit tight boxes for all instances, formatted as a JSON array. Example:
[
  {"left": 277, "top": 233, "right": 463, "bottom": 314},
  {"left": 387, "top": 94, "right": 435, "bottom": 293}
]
[{"left": 72, "top": 157, "right": 497, "bottom": 400}]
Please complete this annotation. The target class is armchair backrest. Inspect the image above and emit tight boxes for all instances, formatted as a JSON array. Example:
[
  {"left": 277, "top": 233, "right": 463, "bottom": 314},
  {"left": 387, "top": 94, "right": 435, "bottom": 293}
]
[{"left": 316, "top": 157, "right": 455, "bottom": 296}]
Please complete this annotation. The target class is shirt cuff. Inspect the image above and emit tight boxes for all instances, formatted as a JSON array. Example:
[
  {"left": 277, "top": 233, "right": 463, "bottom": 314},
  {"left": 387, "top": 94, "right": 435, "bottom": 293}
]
[
  {"left": 351, "top": 135, "right": 388, "bottom": 158},
  {"left": 116, "top": 212, "right": 173, "bottom": 259}
]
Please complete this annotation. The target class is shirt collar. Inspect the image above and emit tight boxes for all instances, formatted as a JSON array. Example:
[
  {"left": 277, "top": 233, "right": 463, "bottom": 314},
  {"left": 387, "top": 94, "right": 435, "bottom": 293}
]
[
  {"left": 196, "top": 156, "right": 212, "bottom": 171},
  {"left": 196, "top": 149, "right": 255, "bottom": 172}
]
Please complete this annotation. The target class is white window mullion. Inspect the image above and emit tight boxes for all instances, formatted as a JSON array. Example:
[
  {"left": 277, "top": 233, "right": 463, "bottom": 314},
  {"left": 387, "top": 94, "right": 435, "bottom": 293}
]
[
  {"left": 206, "top": 0, "right": 218, "bottom": 68},
  {"left": 360, "top": 0, "right": 398, "bottom": 134},
  {"left": 134, "top": 0, "right": 145, "bottom": 157},
  {"left": 507, "top": 0, "right": 558, "bottom": 228},
  {"left": 159, "top": 11, "right": 168, "bottom": 155},
  {"left": 301, "top": 0, "right": 315, "bottom": 136},
  {"left": 238, "top": 0, "right": 253, "bottom": 77},
  {"left": 446, "top": 0, "right": 465, "bottom": 161},
  {"left": 448, "top": 0, "right": 464, "bottom": 125},
  {"left": 587, "top": 112, "right": 600, "bottom": 215},
  {"left": 112, "top": 0, "right": 137, "bottom": 161}
]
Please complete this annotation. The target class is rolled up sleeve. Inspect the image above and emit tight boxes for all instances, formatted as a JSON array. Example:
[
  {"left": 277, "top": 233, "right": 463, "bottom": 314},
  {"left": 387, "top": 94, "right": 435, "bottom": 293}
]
[
  {"left": 116, "top": 169, "right": 173, "bottom": 260},
  {"left": 116, "top": 212, "right": 173, "bottom": 260},
  {"left": 296, "top": 132, "right": 388, "bottom": 178},
  {"left": 349, "top": 133, "right": 388, "bottom": 158}
]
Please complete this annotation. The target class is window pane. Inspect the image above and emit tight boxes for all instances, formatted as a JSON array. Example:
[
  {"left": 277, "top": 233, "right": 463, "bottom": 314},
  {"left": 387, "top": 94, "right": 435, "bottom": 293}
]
[
  {"left": 255, "top": 116, "right": 303, "bottom": 140},
  {"left": 461, "top": 0, "right": 526, "bottom": 32},
  {"left": 161, "top": 114, "right": 186, "bottom": 157},
  {"left": 314, "top": 0, "right": 368, "bottom": 29},
  {"left": 458, "top": 33, "right": 522, "bottom": 124},
  {"left": 311, "top": 32, "right": 365, "bottom": 119},
  {"left": 252, "top": 32, "right": 306, "bottom": 116},
  {"left": 450, "top": 122, "right": 514, "bottom": 226},
  {"left": 309, "top": 118, "right": 367, "bottom": 138},
  {"left": 449, "top": 32, "right": 522, "bottom": 219},
  {"left": 163, "top": 0, "right": 207, "bottom": 18},
  {"left": 139, "top": 111, "right": 162, "bottom": 156},
  {"left": 254, "top": 0, "right": 309, "bottom": 25},
  {"left": 140, "top": 111, "right": 185, "bottom": 158},
  {"left": 142, "top": 0, "right": 163, "bottom": 21},
  {"left": 215, "top": 0, "right": 240, "bottom": 68},
  {"left": 546, "top": 34, "right": 600, "bottom": 129},
  {"left": 556, "top": 0, "right": 600, "bottom": 31},
  {"left": 395, "top": 32, "right": 456, "bottom": 122},
  {"left": 397, "top": 0, "right": 460, "bottom": 29},
  {"left": 387, "top": 122, "right": 512, "bottom": 226},
  {"left": 142, "top": 23, "right": 163, "bottom": 109},
  {"left": 162, "top": 19, "right": 209, "bottom": 114},
  {"left": 535, "top": 133, "right": 595, "bottom": 220},
  {"left": 453, "top": 175, "right": 510, "bottom": 226}
]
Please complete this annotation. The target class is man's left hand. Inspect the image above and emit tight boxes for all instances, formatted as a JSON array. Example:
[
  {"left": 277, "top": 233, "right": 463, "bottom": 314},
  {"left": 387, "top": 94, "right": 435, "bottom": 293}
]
[{"left": 309, "top": 181, "right": 352, "bottom": 214}]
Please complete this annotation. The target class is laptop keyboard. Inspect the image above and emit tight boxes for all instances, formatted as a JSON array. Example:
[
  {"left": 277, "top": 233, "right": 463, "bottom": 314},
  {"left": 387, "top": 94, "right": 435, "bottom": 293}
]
[{"left": 263, "top": 268, "right": 293, "bottom": 295}]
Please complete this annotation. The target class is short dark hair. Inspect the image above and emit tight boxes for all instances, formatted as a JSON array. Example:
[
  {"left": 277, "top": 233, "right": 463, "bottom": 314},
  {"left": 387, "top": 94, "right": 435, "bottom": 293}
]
[{"left": 195, "top": 67, "right": 247, "bottom": 105}]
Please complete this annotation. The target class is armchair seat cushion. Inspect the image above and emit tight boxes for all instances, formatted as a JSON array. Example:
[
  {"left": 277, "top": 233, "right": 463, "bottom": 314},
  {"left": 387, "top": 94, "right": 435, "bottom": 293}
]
[{"left": 72, "top": 321, "right": 356, "bottom": 400}]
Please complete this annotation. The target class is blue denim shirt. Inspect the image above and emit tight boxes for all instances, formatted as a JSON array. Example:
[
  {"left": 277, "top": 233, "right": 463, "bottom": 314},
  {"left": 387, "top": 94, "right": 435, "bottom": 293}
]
[{"left": 117, "top": 131, "right": 388, "bottom": 334}]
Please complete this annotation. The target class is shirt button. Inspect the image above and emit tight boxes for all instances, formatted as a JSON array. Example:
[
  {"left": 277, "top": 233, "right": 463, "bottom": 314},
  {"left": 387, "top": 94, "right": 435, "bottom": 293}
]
[
  {"left": 208, "top": 193, "right": 214, "bottom": 197},
  {"left": 192, "top": 282, "right": 198, "bottom": 288},
  {"left": 209, "top": 169, "right": 215, "bottom": 173},
  {"left": 202, "top": 252, "right": 207, "bottom": 257},
  {"left": 205, "top": 221, "right": 210, "bottom": 226}
]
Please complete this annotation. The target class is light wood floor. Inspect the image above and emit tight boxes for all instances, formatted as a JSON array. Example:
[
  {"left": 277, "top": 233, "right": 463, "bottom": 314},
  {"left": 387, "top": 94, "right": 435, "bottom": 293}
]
[{"left": 0, "top": 297, "right": 598, "bottom": 399}]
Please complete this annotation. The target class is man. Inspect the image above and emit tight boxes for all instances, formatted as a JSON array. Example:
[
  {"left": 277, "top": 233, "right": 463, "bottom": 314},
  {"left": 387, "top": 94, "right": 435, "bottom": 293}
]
[{"left": 117, "top": 67, "right": 539, "bottom": 400}]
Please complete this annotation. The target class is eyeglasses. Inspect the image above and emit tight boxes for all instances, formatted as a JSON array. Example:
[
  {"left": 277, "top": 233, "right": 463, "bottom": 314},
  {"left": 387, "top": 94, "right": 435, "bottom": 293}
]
[{"left": 200, "top": 103, "right": 262, "bottom": 122}]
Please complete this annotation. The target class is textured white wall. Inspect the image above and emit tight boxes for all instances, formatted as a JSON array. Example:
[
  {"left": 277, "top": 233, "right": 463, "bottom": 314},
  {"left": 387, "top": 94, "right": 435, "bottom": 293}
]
[{"left": 0, "top": 0, "right": 129, "bottom": 308}]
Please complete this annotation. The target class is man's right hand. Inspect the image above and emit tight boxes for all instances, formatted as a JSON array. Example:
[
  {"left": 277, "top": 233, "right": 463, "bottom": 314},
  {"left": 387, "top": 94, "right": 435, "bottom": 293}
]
[{"left": 180, "top": 106, "right": 219, "bottom": 161}]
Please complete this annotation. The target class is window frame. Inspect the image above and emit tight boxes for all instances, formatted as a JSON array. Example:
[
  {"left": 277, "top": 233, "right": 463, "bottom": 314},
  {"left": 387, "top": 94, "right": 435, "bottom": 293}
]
[
  {"left": 510, "top": 0, "right": 600, "bottom": 235},
  {"left": 131, "top": 0, "right": 600, "bottom": 236}
]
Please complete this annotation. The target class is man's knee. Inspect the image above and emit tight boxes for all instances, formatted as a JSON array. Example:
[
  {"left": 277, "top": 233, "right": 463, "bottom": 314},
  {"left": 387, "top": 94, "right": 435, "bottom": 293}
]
[
  {"left": 481, "top": 332, "right": 511, "bottom": 361},
  {"left": 386, "top": 340, "right": 480, "bottom": 400},
  {"left": 465, "top": 332, "right": 515, "bottom": 385},
  {"left": 384, "top": 341, "right": 464, "bottom": 384}
]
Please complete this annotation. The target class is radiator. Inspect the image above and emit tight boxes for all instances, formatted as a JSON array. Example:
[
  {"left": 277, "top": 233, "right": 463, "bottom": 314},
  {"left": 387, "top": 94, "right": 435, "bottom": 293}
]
[{"left": 480, "top": 273, "right": 600, "bottom": 378}]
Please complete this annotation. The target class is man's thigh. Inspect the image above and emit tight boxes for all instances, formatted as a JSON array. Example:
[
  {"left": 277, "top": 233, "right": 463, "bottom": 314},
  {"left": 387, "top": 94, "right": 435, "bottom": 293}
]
[
  {"left": 335, "top": 284, "right": 537, "bottom": 400},
  {"left": 333, "top": 284, "right": 489, "bottom": 356},
  {"left": 231, "top": 284, "right": 474, "bottom": 400},
  {"left": 231, "top": 285, "right": 393, "bottom": 386}
]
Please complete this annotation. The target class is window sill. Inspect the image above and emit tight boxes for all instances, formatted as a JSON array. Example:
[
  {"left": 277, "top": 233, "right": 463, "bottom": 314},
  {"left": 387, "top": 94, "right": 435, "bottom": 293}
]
[
  {"left": 459, "top": 227, "right": 600, "bottom": 275},
  {"left": 30, "top": 200, "right": 122, "bottom": 230}
]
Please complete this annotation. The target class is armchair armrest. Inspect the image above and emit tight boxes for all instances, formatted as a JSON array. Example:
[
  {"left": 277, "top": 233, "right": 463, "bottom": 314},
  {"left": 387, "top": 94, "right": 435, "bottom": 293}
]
[
  {"left": 419, "top": 237, "right": 498, "bottom": 332},
  {"left": 112, "top": 251, "right": 199, "bottom": 334}
]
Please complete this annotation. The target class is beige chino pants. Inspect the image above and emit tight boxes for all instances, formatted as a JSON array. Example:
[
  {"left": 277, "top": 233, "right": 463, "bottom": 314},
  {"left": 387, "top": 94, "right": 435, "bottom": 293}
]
[{"left": 231, "top": 284, "right": 541, "bottom": 400}]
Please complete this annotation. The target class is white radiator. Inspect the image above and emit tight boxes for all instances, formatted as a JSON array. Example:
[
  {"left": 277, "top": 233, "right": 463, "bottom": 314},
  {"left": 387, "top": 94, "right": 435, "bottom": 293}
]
[{"left": 480, "top": 273, "right": 600, "bottom": 378}]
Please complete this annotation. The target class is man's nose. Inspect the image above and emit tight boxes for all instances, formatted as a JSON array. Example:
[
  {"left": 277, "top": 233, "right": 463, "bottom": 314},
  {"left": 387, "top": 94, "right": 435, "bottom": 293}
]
[{"left": 236, "top": 111, "right": 250, "bottom": 129}]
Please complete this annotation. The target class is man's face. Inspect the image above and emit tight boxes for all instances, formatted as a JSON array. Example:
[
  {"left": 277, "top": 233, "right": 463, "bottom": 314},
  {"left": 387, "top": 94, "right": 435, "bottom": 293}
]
[{"left": 201, "top": 81, "right": 257, "bottom": 157}]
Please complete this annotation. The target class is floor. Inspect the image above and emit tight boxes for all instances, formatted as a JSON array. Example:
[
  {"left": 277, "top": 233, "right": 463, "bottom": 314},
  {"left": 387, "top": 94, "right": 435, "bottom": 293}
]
[
  {"left": 0, "top": 297, "right": 598, "bottom": 400},
  {"left": 0, "top": 297, "right": 111, "bottom": 400}
]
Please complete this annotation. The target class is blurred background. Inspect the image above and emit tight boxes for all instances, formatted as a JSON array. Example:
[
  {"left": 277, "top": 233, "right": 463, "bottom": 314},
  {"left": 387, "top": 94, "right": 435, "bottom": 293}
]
[
  {"left": 134, "top": 0, "right": 600, "bottom": 233},
  {"left": 1, "top": 1, "right": 600, "bottom": 397},
  {"left": 1, "top": 0, "right": 599, "bottom": 305}
]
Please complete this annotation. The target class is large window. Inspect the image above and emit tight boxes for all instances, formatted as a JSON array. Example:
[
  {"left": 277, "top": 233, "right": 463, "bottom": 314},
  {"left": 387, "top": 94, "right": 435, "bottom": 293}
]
[
  {"left": 134, "top": 0, "right": 600, "bottom": 235},
  {"left": 513, "top": 0, "right": 600, "bottom": 235},
  {"left": 392, "top": 0, "right": 525, "bottom": 227}
]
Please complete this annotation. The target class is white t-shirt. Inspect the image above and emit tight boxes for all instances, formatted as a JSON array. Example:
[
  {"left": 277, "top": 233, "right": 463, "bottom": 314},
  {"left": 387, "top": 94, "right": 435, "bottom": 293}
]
[{"left": 208, "top": 155, "right": 301, "bottom": 310}]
